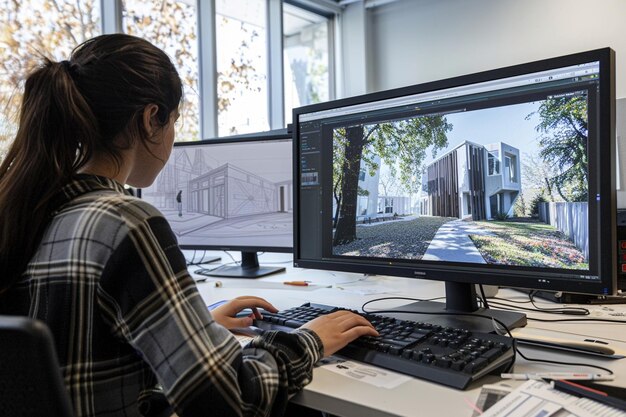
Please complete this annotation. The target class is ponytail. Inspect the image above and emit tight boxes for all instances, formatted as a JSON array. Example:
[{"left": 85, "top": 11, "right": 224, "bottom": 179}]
[
  {"left": 0, "top": 34, "right": 182, "bottom": 293},
  {"left": 0, "top": 59, "right": 98, "bottom": 291}
]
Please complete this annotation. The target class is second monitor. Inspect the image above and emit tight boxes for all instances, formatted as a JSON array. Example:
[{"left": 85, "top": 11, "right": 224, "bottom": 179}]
[{"left": 141, "top": 130, "right": 293, "bottom": 278}]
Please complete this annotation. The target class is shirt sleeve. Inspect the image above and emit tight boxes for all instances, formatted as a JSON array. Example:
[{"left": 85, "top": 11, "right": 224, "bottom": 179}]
[{"left": 96, "top": 213, "right": 323, "bottom": 417}]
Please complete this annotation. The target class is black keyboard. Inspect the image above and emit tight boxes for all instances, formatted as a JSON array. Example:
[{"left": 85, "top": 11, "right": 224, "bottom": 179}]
[{"left": 254, "top": 303, "right": 515, "bottom": 390}]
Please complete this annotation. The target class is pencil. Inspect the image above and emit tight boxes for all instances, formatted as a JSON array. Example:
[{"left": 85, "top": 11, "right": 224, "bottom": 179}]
[{"left": 283, "top": 281, "right": 309, "bottom": 286}]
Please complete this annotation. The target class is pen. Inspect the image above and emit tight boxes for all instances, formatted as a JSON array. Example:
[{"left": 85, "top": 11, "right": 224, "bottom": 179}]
[
  {"left": 283, "top": 281, "right": 310, "bottom": 286},
  {"left": 501, "top": 372, "right": 614, "bottom": 381},
  {"left": 551, "top": 379, "right": 626, "bottom": 411}
]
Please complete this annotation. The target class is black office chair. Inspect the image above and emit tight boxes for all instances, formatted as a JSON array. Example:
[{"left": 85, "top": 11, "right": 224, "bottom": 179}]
[{"left": 0, "top": 315, "right": 75, "bottom": 417}]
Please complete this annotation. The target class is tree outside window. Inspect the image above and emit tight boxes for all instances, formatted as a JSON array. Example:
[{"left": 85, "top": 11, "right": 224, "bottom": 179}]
[
  {"left": 123, "top": 0, "right": 199, "bottom": 142},
  {"left": 0, "top": 0, "right": 100, "bottom": 158},
  {"left": 283, "top": 4, "right": 329, "bottom": 125},
  {"left": 216, "top": 0, "right": 268, "bottom": 136}
]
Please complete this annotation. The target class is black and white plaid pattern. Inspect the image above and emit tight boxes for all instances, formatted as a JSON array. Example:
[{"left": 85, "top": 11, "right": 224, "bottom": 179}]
[{"left": 3, "top": 174, "right": 322, "bottom": 417}]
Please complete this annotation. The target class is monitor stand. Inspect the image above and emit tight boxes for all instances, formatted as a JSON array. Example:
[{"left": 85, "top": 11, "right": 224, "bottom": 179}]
[
  {"left": 386, "top": 282, "right": 527, "bottom": 334},
  {"left": 197, "top": 251, "right": 285, "bottom": 279}
]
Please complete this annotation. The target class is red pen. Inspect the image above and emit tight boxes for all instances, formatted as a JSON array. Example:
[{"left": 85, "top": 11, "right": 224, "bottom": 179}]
[{"left": 283, "top": 281, "right": 309, "bottom": 286}]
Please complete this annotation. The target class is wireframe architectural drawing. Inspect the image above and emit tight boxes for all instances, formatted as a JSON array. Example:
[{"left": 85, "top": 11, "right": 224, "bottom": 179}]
[{"left": 141, "top": 140, "right": 293, "bottom": 248}]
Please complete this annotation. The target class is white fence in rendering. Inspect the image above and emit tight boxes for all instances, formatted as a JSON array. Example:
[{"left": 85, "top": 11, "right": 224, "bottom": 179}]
[{"left": 538, "top": 202, "right": 588, "bottom": 261}]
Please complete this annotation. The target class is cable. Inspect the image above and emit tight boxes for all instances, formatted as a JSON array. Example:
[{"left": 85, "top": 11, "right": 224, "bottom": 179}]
[
  {"left": 486, "top": 300, "right": 590, "bottom": 315},
  {"left": 187, "top": 251, "right": 221, "bottom": 266},
  {"left": 478, "top": 284, "right": 490, "bottom": 309},
  {"left": 528, "top": 291, "right": 590, "bottom": 315},
  {"left": 361, "top": 296, "right": 445, "bottom": 311},
  {"left": 514, "top": 349, "right": 614, "bottom": 375},
  {"left": 485, "top": 295, "right": 590, "bottom": 316},
  {"left": 491, "top": 296, "right": 533, "bottom": 304},
  {"left": 528, "top": 317, "right": 626, "bottom": 324},
  {"left": 223, "top": 251, "right": 240, "bottom": 265}
]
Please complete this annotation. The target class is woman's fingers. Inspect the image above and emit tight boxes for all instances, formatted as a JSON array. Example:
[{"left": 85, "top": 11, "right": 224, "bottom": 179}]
[
  {"left": 301, "top": 311, "right": 379, "bottom": 356},
  {"left": 229, "top": 296, "right": 278, "bottom": 312},
  {"left": 326, "top": 310, "right": 377, "bottom": 333}
]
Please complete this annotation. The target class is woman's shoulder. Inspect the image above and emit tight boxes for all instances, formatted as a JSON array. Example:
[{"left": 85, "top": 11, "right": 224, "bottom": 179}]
[{"left": 68, "top": 190, "right": 166, "bottom": 228}]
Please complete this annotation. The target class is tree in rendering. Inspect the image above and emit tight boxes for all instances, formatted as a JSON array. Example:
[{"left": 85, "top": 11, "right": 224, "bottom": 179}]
[
  {"left": 333, "top": 116, "right": 452, "bottom": 245},
  {"left": 529, "top": 95, "right": 589, "bottom": 201}
]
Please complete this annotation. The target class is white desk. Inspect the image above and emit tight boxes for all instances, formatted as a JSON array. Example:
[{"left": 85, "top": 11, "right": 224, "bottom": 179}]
[{"left": 190, "top": 252, "right": 626, "bottom": 417}]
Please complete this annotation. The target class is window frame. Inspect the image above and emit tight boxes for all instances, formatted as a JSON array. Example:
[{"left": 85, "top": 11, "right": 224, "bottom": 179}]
[{"left": 100, "top": 0, "right": 337, "bottom": 139}]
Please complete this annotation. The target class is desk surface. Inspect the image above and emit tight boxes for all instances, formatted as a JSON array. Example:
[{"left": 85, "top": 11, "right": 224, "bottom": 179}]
[{"left": 190, "top": 252, "right": 626, "bottom": 417}]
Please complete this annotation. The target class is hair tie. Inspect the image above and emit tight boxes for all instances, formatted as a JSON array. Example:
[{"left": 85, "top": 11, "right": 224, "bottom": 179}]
[{"left": 60, "top": 60, "right": 78, "bottom": 78}]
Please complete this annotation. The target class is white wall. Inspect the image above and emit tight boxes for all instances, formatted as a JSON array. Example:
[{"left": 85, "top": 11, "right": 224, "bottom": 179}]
[{"left": 368, "top": 0, "right": 626, "bottom": 99}]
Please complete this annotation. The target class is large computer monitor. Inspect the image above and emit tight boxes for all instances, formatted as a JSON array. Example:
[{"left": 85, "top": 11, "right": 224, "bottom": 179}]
[
  {"left": 141, "top": 130, "right": 293, "bottom": 278},
  {"left": 293, "top": 48, "right": 616, "bottom": 331}
]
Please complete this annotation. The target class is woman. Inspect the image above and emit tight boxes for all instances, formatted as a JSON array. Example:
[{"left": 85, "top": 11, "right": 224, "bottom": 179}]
[{"left": 0, "top": 34, "right": 377, "bottom": 417}]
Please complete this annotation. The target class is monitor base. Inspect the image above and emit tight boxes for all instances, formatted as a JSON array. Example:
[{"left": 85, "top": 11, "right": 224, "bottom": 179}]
[{"left": 198, "top": 265, "right": 286, "bottom": 279}]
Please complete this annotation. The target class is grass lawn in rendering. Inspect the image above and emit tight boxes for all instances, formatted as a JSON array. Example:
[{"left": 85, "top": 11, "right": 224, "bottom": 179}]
[{"left": 469, "top": 219, "right": 588, "bottom": 269}]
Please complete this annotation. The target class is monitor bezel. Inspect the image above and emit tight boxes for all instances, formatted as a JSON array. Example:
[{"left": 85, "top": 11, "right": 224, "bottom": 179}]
[
  {"left": 292, "top": 48, "right": 616, "bottom": 296},
  {"left": 144, "top": 129, "right": 294, "bottom": 254}
]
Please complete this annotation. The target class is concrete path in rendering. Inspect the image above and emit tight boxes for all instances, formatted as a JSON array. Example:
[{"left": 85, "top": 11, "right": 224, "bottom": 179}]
[{"left": 422, "top": 218, "right": 493, "bottom": 263}]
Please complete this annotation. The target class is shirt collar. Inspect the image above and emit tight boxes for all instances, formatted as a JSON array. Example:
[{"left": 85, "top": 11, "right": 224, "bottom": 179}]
[{"left": 53, "top": 174, "right": 131, "bottom": 209}]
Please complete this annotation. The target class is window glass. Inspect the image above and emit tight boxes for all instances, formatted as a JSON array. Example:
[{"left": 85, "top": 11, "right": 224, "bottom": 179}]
[
  {"left": 0, "top": 0, "right": 100, "bottom": 157},
  {"left": 488, "top": 151, "right": 500, "bottom": 175},
  {"left": 216, "top": 0, "right": 268, "bottom": 136},
  {"left": 123, "top": 0, "right": 199, "bottom": 142},
  {"left": 283, "top": 3, "right": 329, "bottom": 125}
]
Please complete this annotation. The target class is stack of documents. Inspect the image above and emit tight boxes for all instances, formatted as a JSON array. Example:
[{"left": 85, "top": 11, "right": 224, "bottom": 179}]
[{"left": 480, "top": 379, "right": 626, "bottom": 417}]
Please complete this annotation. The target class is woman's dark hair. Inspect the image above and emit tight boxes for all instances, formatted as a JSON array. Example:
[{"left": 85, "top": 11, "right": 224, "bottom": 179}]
[{"left": 0, "top": 34, "right": 183, "bottom": 292}]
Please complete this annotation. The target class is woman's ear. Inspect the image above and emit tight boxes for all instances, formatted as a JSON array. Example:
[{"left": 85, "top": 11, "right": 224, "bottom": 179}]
[{"left": 142, "top": 104, "right": 160, "bottom": 136}]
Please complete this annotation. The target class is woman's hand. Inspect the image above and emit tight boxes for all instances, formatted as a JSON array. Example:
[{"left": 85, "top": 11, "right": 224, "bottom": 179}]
[
  {"left": 211, "top": 296, "right": 278, "bottom": 329},
  {"left": 300, "top": 310, "right": 379, "bottom": 357}
]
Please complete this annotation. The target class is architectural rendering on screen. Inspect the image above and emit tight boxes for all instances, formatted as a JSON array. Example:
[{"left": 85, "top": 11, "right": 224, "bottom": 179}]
[
  {"left": 331, "top": 93, "right": 589, "bottom": 270},
  {"left": 142, "top": 140, "right": 293, "bottom": 248}
]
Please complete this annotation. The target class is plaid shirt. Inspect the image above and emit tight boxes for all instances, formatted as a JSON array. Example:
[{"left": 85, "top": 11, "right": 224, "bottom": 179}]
[{"left": 2, "top": 174, "right": 323, "bottom": 417}]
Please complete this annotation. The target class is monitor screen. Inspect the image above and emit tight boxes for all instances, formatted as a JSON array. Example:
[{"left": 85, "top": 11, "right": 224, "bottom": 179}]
[
  {"left": 293, "top": 48, "right": 616, "bottom": 302},
  {"left": 141, "top": 132, "right": 293, "bottom": 253}
]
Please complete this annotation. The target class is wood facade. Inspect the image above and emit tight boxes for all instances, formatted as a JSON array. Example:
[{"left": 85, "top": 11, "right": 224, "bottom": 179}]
[
  {"left": 427, "top": 143, "right": 487, "bottom": 220},
  {"left": 427, "top": 150, "right": 459, "bottom": 218}
]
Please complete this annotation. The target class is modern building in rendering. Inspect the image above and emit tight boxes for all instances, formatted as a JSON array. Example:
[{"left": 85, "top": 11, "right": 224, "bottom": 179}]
[{"left": 421, "top": 141, "right": 521, "bottom": 220}]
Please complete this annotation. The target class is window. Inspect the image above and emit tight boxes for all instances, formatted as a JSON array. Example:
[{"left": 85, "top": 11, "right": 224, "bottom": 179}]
[
  {"left": 505, "top": 154, "right": 518, "bottom": 183},
  {"left": 122, "top": 0, "right": 199, "bottom": 142},
  {"left": 0, "top": 1, "right": 336, "bottom": 153},
  {"left": 216, "top": 0, "right": 268, "bottom": 136},
  {"left": 283, "top": 3, "right": 330, "bottom": 125},
  {"left": 488, "top": 151, "right": 500, "bottom": 175},
  {"left": 0, "top": 0, "right": 101, "bottom": 157}
]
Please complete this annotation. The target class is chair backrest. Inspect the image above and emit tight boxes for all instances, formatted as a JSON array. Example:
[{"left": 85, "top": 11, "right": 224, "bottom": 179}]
[{"left": 0, "top": 315, "right": 75, "bottom": 417}]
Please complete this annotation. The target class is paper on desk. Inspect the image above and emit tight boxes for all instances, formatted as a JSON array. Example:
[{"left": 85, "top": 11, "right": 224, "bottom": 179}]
[
  {"left": 480, "top": 380, "right": 626, "bottom": 417},
  {"left": 317, "top": 357, "right": 411, "bottom": 389},
  {"left": 333, "top": 283, "right": 394, "bottom": 295}
]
